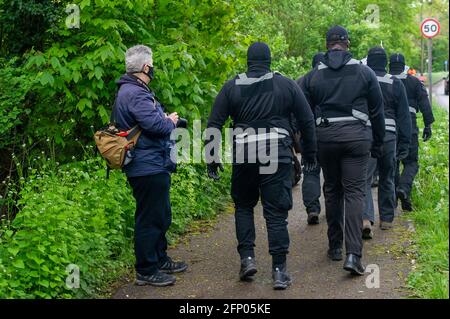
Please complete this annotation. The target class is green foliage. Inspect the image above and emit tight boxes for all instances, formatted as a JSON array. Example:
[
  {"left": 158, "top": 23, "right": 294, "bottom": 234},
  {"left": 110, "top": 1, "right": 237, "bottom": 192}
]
[
  {"left": 0, "top": 0, "right": 448, "bottom": 300},
  {"left": 407, "top": 106, "right": 449, "bottom": 299},
  {"left": 0, "top": 0, "right": 64, "bottom": 56},
  {"left": 0, "top": 158, "right": 231, "bottom": 298},
  {"left": 0, "top": 59, "right": 32, "bottom": 149},
  {"left": 20, "top": 0, "right": 245, "bottom": 156}
]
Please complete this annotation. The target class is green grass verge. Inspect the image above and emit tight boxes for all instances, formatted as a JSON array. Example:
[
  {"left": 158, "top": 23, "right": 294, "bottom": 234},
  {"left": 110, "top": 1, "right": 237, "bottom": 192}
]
[
  {"left": 407, "top": 105, "right": 449, "bottom": 299},
  {"left": 0, "top": 159, "right": 231, "bottom": 298}
]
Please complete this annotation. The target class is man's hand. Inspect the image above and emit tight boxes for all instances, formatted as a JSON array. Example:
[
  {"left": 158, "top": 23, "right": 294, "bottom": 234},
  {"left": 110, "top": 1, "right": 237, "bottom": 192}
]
[
  {"left": 423, "top": 126, "right": 432, "bottom": 142},
  {"left": 397, "top": 145, "right": 409, "bottom": 161},
  {"left": 167, "top": 112, "right": 179, "bottom": 126},
  {"left": 207, "top": 162, "right": 224, "bottom": 180},
  {"left": 370, "top": 143, "right": 383, "bottom": 159}
]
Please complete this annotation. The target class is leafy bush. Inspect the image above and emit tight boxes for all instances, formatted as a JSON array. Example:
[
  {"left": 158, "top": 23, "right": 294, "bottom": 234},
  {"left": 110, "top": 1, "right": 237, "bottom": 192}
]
[
  {"left": 21, "top": 0, "right": 245, "bottom": 151},
  {"left": 407, "top": 106, "right": 449, "bottom": 299},
  {"left": 0, "top": 158, "right": 231, "bottom": 298},
  {"left": 0, "top": 59, "right": 32, "bottom": 149}
]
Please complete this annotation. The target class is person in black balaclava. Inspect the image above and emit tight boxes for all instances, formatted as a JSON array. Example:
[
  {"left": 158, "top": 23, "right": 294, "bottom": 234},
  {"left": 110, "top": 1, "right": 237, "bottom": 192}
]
[
  {"left": 362, "top": 47, "right": 411, "bottom": 239},
  {"left": 296, "top": 52, "right": 325, "bottom": 225},
  {"left": 300, "top": 26, "right": 385, "bottom": 275},
  {"left": 206, "top": 42, "right": 317, "bottom": 290},
  {"left": 389, "top": 53, "right": 435, "bottom": 211}
]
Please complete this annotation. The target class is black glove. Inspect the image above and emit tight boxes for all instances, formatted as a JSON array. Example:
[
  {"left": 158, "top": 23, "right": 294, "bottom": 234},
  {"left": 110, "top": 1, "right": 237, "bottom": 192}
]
[
  {"left": 423, "top": 126, "right": 432, "bottom": 142},
  {"left": 207, "top": 162, "right": 224, "bottom": 180},
  {"left": 397, "top": 145, "right": 409, "bottom": 161},
  {"left": 370, "top": 143, "right": 383, "bottom": 159},
  {"left": 303, "top": 158, "right": 318, "bottom": 173}
]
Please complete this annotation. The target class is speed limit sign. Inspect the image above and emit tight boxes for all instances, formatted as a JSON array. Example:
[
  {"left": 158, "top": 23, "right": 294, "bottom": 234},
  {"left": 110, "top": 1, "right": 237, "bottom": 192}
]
[{"left": 421, "top": 18, "right": 440, "bottom": 38}]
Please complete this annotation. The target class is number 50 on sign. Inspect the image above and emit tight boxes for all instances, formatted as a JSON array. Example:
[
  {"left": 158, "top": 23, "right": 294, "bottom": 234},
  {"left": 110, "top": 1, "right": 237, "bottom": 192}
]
[{"left": 421, "top": 18, "right": 440, "bottom": 38}]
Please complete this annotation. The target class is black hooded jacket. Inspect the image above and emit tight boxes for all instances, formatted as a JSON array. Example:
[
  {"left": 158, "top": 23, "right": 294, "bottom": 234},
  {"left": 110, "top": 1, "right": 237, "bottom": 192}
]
[
  {"left": 300, "top": 50, "right": 385, "bottom": 145},
  {"left": 207, "top": 44, "right": 317, "bottom": 163},
  {"left": 390, "top": 63, "right": 434, "bottom": 131},
  {"left": 367, "top": 49, "right": 411, "bottom": 148}
]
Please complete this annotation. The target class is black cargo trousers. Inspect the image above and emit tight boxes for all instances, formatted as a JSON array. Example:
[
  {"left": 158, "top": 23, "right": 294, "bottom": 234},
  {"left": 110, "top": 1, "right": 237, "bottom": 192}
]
[
  {"left": 231, "top": 162, "right": 293, "bottom": 267},
  {"left": 318, "top": 140, "right": 371, "bottom": 257},
  {"left": 299, "top": 140, "right": 321, "bottom": 214},
  {"left": 396, "top": 127, "right": 419, "bottom": 198},
  {"left": 301, "top": 157, "right": 322, "bottom": 214},
  {"left": 364, "top": 139, "right": 397, "bottom": 223}
]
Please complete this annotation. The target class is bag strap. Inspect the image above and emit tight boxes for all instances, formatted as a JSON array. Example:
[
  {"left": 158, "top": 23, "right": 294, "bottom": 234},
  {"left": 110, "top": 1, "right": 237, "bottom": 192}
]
[
  {"left": 109, "top": 89, "right": 120, "bottom": 124},
  {"left": 127, "top": 125, "right": 142, "bottom": 141}
]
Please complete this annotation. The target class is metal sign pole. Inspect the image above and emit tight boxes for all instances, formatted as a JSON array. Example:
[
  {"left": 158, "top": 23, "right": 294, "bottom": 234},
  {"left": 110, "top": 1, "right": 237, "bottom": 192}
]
[{"left": 428, "top": 38, "right": 433, "bottom": 105}]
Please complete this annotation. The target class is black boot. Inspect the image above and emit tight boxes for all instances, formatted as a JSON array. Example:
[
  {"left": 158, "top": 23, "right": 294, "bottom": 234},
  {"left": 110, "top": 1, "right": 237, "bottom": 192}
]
[
  {"left": 307, "top": 212, "right": 320, "bottom": 225},
  {"left": 397, "top": 188, "right": 413, "bottom": 212},
  {"left": 272, "top": 264, "right": 292, "bottom": 290},
  {"left": 343, "top": 254, "right": 365, "bottom": 276},
  {"left": 327, "top": 248, "right": 343, "bottom": 261},
  {"left": 239, "top": 257, "right": 257, "bottom": 281}
]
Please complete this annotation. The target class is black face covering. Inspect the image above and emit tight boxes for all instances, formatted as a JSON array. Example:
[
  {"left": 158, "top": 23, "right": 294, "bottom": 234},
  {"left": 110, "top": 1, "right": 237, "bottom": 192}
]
[
  {"left": 143, "top": 65, "right": 154, "bottom": 81},
  {"left": 247, "top": 42, "right": 271, "bottom": 72},
  {"left": 367, "top": 47, "right": 387, "bottom": 72},
  {"left": 389, "top": 53, "right": 406, "bottom": 75}
]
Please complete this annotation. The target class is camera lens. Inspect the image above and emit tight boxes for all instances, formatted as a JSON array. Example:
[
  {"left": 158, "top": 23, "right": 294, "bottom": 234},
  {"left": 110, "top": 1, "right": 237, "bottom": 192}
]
[{"left": 177, "top": 118, "right": 188, "bottom": 128}]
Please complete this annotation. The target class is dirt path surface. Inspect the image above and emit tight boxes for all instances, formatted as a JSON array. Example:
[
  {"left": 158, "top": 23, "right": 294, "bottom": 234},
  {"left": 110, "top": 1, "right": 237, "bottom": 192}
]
[{"left": 113, "top": 178, "right": 414, "bottom": 299}]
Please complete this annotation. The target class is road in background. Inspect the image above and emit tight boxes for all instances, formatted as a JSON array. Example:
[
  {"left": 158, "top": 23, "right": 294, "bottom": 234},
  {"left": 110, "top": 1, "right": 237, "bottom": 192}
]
[{"left": 433, "top": 79, "right": 449, "bottom": 111}]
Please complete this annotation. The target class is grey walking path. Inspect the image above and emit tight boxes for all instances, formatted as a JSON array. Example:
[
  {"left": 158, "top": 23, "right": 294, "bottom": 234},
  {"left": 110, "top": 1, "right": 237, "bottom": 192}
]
[{"left": 113, "top": 177, "right": 414, "bottom": 299}]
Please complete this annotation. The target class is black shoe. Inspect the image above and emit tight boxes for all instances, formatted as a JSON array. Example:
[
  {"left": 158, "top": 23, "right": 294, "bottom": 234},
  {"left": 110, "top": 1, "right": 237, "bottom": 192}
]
[
  {"left": 362, "top": 220, "right": 374, "bottom": 240},
  {"left": 272, "top": 265, "right": 292, "bottom": 290},
  {"left": 135, "top": 271, "right": 176, "bottom": 287},
  {"left": 327, "top": 248, "right": 343, "bottom": 261},
  {"left": 397, "top": 188, "right": 413, "bottom": 212},
  {"left": 159, "top": 257, "right": 188, "bottom": 274},
  {"left": 343, "top": 254, "right": 365, "bottom": 276},
  {"left": 307, "top": 212, "right": 320, "bottom": 225},
  {"left": 239, "top": 257, "right": 257, "bottom": 281}
]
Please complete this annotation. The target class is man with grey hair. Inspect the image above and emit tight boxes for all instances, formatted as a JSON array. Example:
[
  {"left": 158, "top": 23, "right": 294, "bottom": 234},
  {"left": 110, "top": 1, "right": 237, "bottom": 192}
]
[{"left": 111, "top": 44, "right": 187, "bottom": 287}]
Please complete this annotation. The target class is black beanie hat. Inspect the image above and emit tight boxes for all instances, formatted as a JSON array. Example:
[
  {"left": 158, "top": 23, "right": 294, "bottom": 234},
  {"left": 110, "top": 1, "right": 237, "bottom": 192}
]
[
  {"left": 326, "top": 25, "right": 349, "bottom": 43},
  {"left": 247, "top": 42, "right": 271, "bottom": 65},
  {"left": 367, "top": 47, "right": 387, "bottom": 72},
  {"left": 312, "top": 52, "right": 325, "bottom": 68},
  {"left": 389, "top": 53, "right": 406, "bottom": 74}
]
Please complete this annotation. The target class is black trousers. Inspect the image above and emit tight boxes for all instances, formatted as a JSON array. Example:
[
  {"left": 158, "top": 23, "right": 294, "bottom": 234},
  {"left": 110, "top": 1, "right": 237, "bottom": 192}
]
[
  {"left": 128, "top": 173, "right": 172, "bottom": 276},
  {"left": 396, "top": 133, "right": 419, "bottom": 197},
  {"left": 301, "top": 157, "right": 321, "bottom": 214},
  {"left": 231, "top": 163, "right": 293, "bottom": 267},
  {"left": 364, "top": 139, "right": 396, "bottom": 223},
  {"left": 318, "top": 140, "right": 371, "bottom": 257}
]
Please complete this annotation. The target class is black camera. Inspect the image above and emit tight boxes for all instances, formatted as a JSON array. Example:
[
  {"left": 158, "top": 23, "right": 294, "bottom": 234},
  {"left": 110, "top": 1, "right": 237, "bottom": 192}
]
[{"left": 176, "top": 118, "right": 188, "bottom": 128}]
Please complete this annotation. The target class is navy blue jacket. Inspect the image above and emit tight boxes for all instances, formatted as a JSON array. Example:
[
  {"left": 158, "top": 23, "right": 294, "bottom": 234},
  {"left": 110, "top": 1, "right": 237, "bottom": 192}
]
[{"left": 111, "top": 74, "right": 176, "bottom": 177}]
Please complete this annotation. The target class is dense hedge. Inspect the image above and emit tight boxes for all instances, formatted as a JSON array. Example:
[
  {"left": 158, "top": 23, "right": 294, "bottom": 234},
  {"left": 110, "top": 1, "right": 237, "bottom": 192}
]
[{"left": 0, "top": 159, "right": 231, "bottom": 298}]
